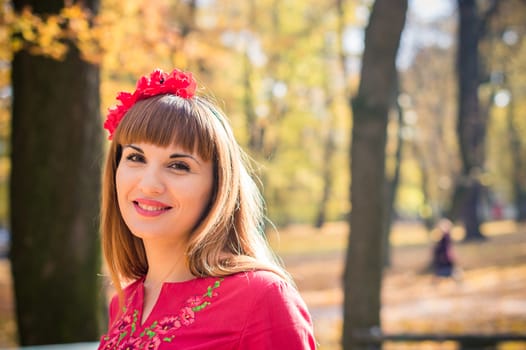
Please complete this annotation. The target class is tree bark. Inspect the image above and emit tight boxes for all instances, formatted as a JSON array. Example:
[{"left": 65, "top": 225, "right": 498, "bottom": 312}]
[
  {"left": 342, "top": 0, "right": 407, "bottom": 349},
  {"left": 10, "top": 0, "right": 103, "bottom": 345},
  {"left": 451, "top": 0, "right": 498, "bottom": 240}
]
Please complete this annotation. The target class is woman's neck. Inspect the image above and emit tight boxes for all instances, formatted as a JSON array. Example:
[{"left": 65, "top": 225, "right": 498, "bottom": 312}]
[{"left": 143, "top": 238, "right": 194, "bottom": 286}]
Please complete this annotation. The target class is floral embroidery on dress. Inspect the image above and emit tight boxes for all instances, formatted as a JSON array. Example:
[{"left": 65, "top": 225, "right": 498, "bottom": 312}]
[{"left": 100, "top": 278, "right": 223, "bottom": 350}]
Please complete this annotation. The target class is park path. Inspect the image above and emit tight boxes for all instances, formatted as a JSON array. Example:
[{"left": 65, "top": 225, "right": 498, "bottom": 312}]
[{"left": 282, "top": 228, "right": 526, "bottom": 349}]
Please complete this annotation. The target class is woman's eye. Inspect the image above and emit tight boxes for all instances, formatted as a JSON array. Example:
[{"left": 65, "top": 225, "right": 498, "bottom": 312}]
[
  {"left": 170, "top": 162, "right": 190, "bottom": 172},
  {"left": 125, "top": 153, "right": 145, "bottom": 163}
]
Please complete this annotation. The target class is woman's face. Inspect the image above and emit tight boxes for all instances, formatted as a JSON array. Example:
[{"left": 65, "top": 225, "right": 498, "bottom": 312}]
[{"left": 116, "top": 142, "right": 214, "bottom": 244}]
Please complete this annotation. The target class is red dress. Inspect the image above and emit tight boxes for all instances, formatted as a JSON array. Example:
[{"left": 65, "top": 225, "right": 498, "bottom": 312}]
[{"left": 98, "top": 270, "right": 316, "bottom": 349}]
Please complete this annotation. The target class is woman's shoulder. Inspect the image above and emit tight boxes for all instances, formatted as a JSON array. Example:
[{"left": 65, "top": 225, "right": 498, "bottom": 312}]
[
  {"left": 203, "top": 269, "right": 309, "bottom": 322},
  {"left": 229, "top": 271, "right": 316, "bottom": 348},
  {"left": 222, "top": 269, "right": 292, "bottom": 291},
  {"left": 214, "top": 269, "right": 306, "bottom": 310}
]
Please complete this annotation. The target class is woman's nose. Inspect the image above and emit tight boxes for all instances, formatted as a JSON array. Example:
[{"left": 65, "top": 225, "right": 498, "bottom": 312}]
[{"left": 138, "top": 167, "right": 165, "bottom": 194}]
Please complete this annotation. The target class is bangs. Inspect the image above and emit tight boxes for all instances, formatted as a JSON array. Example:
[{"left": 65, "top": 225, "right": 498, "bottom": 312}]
[{"left": 114, "top": 95, "right": 215, "bottom": 160}]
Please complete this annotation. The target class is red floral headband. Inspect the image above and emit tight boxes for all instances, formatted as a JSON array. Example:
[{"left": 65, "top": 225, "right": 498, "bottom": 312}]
[{"left": 103, "top": 68, "right": 197, "bottom": 139}]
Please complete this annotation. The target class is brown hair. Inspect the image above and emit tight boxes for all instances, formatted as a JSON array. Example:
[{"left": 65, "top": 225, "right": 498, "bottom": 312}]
[{"left": 101, "top": 94, "right": 288, "bottom": 299}]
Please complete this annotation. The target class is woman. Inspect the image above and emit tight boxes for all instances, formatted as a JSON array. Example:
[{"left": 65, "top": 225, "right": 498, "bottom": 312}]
[{"left": 98, "top": 68, "right": 316, "bottom": 349}]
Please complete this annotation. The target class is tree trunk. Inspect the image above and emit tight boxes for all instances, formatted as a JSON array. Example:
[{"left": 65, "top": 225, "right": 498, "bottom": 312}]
[
  {"left": 505, "top": 84, "right": 526, "bottom": 222},
  {"left": 315, "top": 129, "right": 336, "bottom": 229},
  {"left": 452, "top": 0, "right": 498, "bottom": 241},
  {"left": 10, "top": 0, "right": 103, "bottom": 345},
  {"left": 342, "top": 0, "right": 407, "bottom": 349},
  {"left": 315, "top": 49, "right": 339, "bottom": 229}
]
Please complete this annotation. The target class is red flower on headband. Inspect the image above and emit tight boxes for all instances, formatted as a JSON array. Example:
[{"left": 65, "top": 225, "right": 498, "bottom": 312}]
[{"left": 103, "top": 68, "right": 197, "bottom": 139}]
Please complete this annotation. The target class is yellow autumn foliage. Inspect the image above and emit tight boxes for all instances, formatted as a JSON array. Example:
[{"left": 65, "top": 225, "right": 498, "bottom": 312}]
[{"left": 2, "top": 3, "right": 100, "bottom": 62}]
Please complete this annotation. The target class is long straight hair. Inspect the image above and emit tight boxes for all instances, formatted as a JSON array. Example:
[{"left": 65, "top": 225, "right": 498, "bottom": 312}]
[{"left": 101, "top": 94, "right": 289, "bottom": 300}]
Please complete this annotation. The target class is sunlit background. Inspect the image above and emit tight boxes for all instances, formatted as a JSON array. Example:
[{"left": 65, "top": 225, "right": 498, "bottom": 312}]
[{"left": 1, "top": 0, "right": 526, "bottom": 349}]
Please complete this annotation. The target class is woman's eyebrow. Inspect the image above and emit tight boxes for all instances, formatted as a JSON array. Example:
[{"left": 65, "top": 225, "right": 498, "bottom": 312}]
[
  {"left": 123, "top": 144, "right": 143, "bottom": 153},
  {"left": 170, "top": 153, "right": 201, "bottom": 164}
]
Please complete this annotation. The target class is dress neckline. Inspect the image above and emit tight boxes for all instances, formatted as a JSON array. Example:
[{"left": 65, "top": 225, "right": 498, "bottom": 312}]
[{"left": 137, "top": 276, "right": 201, "bottom": 326}]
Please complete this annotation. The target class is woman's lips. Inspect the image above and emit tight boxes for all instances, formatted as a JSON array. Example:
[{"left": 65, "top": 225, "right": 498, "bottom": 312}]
[{"left": 133, "top": 198, "right": 172, "bottom": 217}]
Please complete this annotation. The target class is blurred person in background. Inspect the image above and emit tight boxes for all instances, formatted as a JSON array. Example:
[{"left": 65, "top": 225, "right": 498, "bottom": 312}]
[
  {"left": 432, "top": 218, "right": 462, "bottom": 283},
  {"left": 98, "top": 68, "right": 316, "bottom": 350}
]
